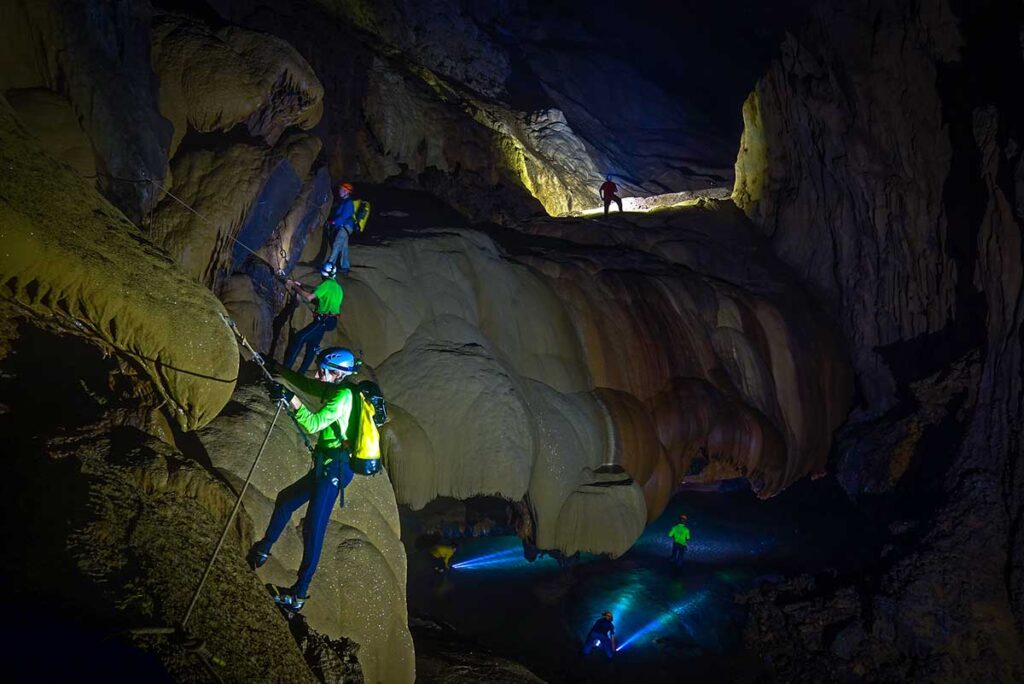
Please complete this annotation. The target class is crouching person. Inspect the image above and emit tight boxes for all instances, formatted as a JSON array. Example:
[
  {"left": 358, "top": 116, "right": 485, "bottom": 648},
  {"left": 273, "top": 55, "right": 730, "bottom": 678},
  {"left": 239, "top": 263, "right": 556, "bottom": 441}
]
[{"left": 246, "top": 347, "right": 359, "bottom": 612}]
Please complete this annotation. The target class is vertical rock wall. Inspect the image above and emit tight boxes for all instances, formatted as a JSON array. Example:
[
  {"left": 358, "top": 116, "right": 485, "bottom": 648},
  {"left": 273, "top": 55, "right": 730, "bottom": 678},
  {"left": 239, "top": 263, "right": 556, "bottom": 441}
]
[{"left": 734, "top": 0, "right": 1024, "bottom": 678}]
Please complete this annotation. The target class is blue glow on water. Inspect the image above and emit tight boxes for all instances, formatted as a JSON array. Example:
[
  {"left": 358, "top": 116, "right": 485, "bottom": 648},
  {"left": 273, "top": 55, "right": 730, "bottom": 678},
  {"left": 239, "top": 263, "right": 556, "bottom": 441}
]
[{"left": 615, "top": 591, "right": 709, "bottom": 652}]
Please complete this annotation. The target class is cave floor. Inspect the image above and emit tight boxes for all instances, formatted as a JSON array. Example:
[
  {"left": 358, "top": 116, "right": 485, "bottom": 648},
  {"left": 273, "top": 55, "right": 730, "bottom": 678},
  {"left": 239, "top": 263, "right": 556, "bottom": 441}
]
[{"left": 403, "top": 478, "right": 872, "bottom": 683}]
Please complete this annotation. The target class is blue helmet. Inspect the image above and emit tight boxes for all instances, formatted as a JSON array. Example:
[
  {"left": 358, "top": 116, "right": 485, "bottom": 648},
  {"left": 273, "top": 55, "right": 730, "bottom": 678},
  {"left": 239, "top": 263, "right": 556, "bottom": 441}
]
[
  {"left": 319, "top": 347, "right": 357, "bottom": 374},
  {"left": 320, "top": 262, "right": 337, "bottom": 278}
]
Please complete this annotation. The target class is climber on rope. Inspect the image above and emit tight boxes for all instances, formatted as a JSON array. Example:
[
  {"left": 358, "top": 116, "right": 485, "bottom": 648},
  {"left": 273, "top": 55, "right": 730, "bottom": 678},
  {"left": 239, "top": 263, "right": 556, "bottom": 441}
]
[
  {"left": 324, "top": 182, "right": 358, "bottom": 276},
  {"left": 668, "top": 514, "right": 691, "bottom": 568},
  {"left": 282, "top": 262, "right": 343, "bottom": 375},
  {"left": 599, "top": 174, "right": 623, "bottom": 216},
  {"left": 246, "top": 348, "right": 361, "bottom": 612},
  {"left": 582, "top": 611, "right": 617, "bottom": 659}
]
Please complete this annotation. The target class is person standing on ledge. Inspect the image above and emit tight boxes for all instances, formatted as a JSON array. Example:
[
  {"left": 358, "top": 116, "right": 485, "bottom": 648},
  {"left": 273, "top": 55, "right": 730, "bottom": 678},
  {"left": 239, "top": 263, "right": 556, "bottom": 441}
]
[
  {"left": 599, "top": 174, "right": 623, "bottom": 216},
  {"left": 325, "top": 182, "right": 356, "bottom": 275},
  {"left": 582, "top": 611, "right": 617, "bottom": 659},
  {"left": 668, "top": 514, "right": 691, "bottom": 567},
  {"left": 247, "top": 348, "right": 359, "bottom": 613},
  {"left": 283, "top": 262, "right": 343, "bottom": 375}
]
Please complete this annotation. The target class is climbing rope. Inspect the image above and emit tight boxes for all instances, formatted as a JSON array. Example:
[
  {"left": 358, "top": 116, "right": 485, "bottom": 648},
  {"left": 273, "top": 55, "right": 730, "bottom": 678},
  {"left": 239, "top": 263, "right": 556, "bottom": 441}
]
[
  {"left": 181, "top": 314, "right": 317, "bottom": 628},
  {"left": 220, "top": 313, "right": 314, "bottom": 454},
  {"left": 181, "top": 397, "right": 285, "bottom": 630}
]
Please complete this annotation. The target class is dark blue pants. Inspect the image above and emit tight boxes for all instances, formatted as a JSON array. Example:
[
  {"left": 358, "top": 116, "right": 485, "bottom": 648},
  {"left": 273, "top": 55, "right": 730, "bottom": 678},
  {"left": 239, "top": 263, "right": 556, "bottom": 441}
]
[
  {"left": 256, "top": 455, "right": 353, "bottom": 597},
  {"left": 670, "top": 542, "right": 687, "bottom": 567},
  {"left": 284, "top": 316, "right": 337, "bottom": 375},
  {"left": 583, "top": 632, "right": 614, "bottom": 658}
]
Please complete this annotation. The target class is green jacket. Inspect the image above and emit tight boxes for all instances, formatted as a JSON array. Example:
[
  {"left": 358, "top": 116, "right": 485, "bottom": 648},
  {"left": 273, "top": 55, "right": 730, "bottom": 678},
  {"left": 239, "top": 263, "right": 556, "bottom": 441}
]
[
  {"left": 313, "top": 278, "right": 343, "bottom": 315},
  {"left": 278, "top": 366, "right": 353, "bottom": 454},
  {"left": 668, "top": 523, "right": 691, "bottom": 546}
]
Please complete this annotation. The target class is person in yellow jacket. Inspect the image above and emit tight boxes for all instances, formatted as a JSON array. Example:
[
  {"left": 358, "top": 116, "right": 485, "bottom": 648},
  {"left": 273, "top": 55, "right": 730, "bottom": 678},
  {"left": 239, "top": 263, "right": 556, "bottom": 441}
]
[
  {"left": 246, "top": 347, "right": 358, "bottom": 612},
  {"left": 430, "top": 541, "right": 458, "bottom": 573},
  {"left": 668, "top": 514, "right": 691, "bottom": 567}
]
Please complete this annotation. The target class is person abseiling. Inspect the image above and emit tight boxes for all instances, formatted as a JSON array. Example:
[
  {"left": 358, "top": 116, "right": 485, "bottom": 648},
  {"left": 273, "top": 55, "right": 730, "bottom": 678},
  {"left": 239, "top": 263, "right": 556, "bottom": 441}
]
[
  {"left": 246, "top": 347, "right": 360, "bottom": 612},
  {"left": 325, "top": 182, "right": 356, "bottom": 275},
  {"left": 599, "top": 175, "right": 623, "bottom": 216},
  {"left": 283, "top": 262, "right": 343, "bottom": 375},
  {"left": 582, "top": 611, "right": 616, "bottom": 658},
  {"left": 668, "top": 514, "right": 691, "bottom": 567}
]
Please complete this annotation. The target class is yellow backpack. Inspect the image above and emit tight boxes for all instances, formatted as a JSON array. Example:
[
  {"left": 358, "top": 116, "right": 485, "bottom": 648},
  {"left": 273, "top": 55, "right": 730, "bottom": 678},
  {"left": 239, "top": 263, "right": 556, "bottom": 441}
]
[
  {"left": 353, "top": 199, "right": 372, "bottom": 233},
  {"left": 345, "top": 383, "right": 382, "bottom": 475}
]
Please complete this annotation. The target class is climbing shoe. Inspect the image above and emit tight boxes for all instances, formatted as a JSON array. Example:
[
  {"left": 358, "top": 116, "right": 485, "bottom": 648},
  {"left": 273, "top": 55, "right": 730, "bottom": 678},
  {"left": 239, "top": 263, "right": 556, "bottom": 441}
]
[
  {"left": 246, "top": 544, "right": 269, "bottom": 570},
  {"left": 273, "top": 589, "right": 307, "bottom": 613}
]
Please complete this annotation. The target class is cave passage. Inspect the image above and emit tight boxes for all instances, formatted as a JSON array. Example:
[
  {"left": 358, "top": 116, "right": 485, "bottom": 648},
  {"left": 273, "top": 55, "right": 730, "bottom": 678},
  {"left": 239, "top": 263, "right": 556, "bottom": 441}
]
[{"left": 404, "top": 478, "right": 873, "bottom": 682}]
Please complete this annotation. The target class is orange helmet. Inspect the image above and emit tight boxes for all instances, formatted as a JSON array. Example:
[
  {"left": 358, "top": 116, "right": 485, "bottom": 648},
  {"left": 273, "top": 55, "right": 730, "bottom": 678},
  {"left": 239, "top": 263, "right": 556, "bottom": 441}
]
[{"left": 339, "top": 182, "right": 354, "bottom": 193}]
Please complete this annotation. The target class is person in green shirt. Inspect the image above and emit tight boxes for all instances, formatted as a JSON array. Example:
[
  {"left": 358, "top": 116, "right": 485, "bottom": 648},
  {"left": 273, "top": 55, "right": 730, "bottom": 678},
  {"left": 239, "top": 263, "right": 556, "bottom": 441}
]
[
  {"left": 283, "top": 262, "right": 344, "bottom": 375},
  {"left": 246, "top": 347, "right": 358, "bottom": 612},
  {"left": 668, "top": 514, "right": 691, "bottom": 567}
]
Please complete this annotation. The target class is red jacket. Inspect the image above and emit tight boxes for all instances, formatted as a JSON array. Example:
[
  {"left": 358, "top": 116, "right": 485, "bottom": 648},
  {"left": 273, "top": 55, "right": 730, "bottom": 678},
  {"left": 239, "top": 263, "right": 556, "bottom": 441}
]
[{"left": 600, "top": 181, "right": 618, "bottom": 199}]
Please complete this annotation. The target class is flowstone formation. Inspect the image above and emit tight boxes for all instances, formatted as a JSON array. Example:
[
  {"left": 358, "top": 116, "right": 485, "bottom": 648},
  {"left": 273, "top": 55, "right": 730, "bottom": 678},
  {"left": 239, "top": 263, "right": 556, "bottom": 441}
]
[
  {"left": 0, "top": 97, "right": 237, "bottom": 431},
  {"left": 147, "top": 10, "right": 329, "bottom": 294},
  {"left": 275, "top": 199, "right": 850, "bottom": 559},
  {"left": 733, "top": 0, "right": 1024, "bottom": 679}
]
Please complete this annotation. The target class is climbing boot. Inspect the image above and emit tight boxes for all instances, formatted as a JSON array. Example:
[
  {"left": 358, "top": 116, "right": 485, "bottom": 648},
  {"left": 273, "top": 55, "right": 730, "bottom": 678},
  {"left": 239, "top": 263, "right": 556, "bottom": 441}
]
[
  {"left": 273, "top": 589, "right": 307, "bottom": 613},
  {"left": 246, "top": 543, "right": 269, "bottom": 570}
]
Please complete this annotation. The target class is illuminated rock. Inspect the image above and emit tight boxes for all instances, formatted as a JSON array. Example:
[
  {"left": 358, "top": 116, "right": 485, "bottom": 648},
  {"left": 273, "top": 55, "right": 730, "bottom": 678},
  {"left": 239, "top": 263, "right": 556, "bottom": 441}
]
[
  {"left": 148, "top": 133, "right": 322, "bottom": 292},
  {"left": 151, "top": 11, "right": 324, "bottom": 155},
  {"left": 0, "top": 96, "right": 236, "bottom": 431},
  {"left": 5, "top": 88, "right": 96, "bottom": 176}
]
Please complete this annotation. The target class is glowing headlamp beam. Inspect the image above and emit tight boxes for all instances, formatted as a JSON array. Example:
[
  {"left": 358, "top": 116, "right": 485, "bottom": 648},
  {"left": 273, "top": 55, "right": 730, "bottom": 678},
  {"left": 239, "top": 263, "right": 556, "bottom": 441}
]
[
  {"left": 615, "top": 593, "right": 707, "bottom": 652},
  {"left": 450, "top": 548, "right": 522, "bottom": 570}
]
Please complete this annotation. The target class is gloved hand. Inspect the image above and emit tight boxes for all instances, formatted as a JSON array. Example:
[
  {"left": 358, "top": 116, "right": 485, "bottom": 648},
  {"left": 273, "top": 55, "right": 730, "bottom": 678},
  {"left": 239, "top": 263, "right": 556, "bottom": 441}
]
[{"left": 269, "top": 383, "right": 294, "bottom": 404}]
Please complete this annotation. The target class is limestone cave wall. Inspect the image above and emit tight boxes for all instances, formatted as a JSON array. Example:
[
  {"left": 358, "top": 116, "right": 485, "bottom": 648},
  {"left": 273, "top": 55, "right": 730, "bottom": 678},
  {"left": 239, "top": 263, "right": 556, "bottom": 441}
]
[{"left": 733, "top": 0, "right": 1024, "bottom": 679}]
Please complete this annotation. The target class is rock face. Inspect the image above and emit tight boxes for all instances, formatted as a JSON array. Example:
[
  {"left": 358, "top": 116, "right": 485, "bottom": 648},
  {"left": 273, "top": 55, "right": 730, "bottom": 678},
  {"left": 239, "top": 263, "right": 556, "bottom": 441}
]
[
  {"left": 0, "top": 300, "right": 315, "bottom": 682},
  {"left": 150, "top": 11, "right": 324, "bottom": 156},
  {"left": 0, "top": 0, "right": 171, "bottom": 220},
  {"left": 734, "top": 0, "right": 1024, "bottom": 678},
  {"left": 0, "top": 96, "right": 237, "bottom": 431}
]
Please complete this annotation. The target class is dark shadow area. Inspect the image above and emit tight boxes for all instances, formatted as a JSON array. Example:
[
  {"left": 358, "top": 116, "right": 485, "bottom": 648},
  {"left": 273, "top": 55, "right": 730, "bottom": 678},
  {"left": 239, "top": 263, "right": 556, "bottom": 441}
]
[{"left": 402, "top": 477, "right": 874, "bottom": 683}]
